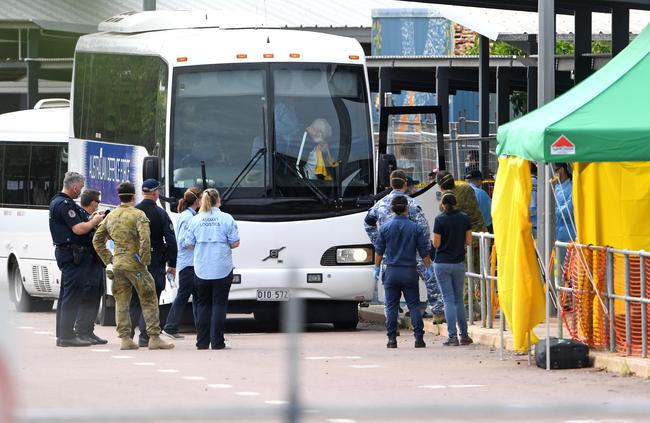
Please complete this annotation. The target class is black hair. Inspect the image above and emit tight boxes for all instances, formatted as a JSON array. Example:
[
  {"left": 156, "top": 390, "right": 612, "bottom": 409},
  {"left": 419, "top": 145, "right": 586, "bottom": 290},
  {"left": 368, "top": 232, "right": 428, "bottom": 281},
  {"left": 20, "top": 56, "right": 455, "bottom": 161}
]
[
  {"left": 441, "top": 192, "right": 458, "bottom": 214},
  {"left": 80, "top": 189, "right": 100, "bottom": 207},
  {"left": 436, "top": 171, "right": 455, "bottom": 190},
  {"left": 117, "top": 182, "right": 135, "bottom": 203},
  {"left": 554, "top": 163, "right": 572, "bottom": 180},
  {"left": 391, "top": 195, "right": 408, "bottom": 215}
]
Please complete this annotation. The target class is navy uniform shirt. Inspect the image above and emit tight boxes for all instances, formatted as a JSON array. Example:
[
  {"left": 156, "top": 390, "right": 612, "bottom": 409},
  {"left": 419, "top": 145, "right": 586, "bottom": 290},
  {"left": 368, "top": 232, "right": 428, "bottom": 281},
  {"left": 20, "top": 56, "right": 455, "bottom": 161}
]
[
  {"left": 136, "top": 199, "right": 177, "bottom": 267},
  {"left": 48, "top": 192, "right": 86, "bottom": 246},
  {"left": 374, "top": 215, "right": 430, "bottom": 267},
  {"left": 433, "top": 211, "right": 471, "bottom": 264}
]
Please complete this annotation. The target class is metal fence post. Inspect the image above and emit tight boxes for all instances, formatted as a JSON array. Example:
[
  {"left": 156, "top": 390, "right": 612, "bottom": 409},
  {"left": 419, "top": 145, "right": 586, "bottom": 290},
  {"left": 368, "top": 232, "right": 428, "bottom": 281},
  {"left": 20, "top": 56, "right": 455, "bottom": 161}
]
[
  {"left": 499, "top": 308, "right": 505, "bottom": 361},
  {"left": 606, "top": 249, "right": 616, "bottom": 353},
  {"left": 485, "top": 236, "right": 493, "bottom": 329},
  {"left": 624, "top": 253, "right": 631, "bottom": 356},
  {"left": 467, "top": 244, "right": 474, "bottom": 326},
  {"left": 283, "top": 284, "right": 304, "bottom": 423},
  {"left": 479, "top": 240, "right": 486, "bottom": 328},
  {"left": 641, "top": 253, "right": 647, "bottom": 359},
  {"left": 556, "top": 244, "right": 563, "bottom": 339}
]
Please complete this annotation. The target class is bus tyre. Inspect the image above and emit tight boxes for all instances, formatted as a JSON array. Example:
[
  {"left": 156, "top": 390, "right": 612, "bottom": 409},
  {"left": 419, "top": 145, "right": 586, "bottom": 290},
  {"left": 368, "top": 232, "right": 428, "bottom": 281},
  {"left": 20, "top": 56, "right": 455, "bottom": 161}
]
[
  {"left": 10, "top": 264, "right": 37, "bottom": 312},
  {"left": 254, "top": 310, "right": 280, "bottom": 332},
  {"left": 97, "top": 293, "right": 116, "bottom": 326},
  {"left": 333, "top": 316, "right": 359, "bottom": 330}
]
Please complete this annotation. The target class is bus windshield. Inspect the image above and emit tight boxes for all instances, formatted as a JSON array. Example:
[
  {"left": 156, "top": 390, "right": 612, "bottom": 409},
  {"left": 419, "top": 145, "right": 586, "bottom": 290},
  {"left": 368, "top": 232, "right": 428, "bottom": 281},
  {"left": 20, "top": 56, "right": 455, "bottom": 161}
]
[{"left": 170, "top": 63, "right": 372, "bottom": 217}]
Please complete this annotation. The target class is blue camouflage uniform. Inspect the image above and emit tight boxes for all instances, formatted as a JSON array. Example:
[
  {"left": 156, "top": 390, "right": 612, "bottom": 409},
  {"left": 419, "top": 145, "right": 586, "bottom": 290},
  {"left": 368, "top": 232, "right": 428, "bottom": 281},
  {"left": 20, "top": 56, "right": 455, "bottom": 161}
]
[{"left": 363, "top": 189, "right": 443, "bottom": 314}]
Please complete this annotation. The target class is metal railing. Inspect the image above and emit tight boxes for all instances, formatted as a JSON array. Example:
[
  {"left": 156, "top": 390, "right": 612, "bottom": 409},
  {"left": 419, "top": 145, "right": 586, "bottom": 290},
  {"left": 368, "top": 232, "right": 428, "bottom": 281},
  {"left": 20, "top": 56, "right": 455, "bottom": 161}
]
[{"left": 554, "top": 241, "right": 650, "bottom": 358}]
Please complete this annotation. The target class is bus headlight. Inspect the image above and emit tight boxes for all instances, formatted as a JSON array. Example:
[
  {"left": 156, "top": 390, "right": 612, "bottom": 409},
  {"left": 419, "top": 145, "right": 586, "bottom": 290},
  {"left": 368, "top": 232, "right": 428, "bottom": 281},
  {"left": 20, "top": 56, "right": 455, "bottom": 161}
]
[{"left": 336, "top": 247, "right": 373, "bottom": 265}]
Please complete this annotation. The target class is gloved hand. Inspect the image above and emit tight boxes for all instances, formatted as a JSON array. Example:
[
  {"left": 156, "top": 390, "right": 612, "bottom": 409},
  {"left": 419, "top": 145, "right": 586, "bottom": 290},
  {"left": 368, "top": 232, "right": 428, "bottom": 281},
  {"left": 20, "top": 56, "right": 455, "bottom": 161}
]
[
  {"left": 425, "top": 265, "right": 434, "bottom": 281},
  {"left": 373, "top": 266, "right": 381, "bottom": 282}
]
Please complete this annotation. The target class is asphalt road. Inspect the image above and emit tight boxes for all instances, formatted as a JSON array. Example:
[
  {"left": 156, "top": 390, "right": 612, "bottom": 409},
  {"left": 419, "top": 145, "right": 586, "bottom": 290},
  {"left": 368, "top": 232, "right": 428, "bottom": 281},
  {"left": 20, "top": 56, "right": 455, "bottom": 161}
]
[{"left": 5, "top": 309, "right": 650, "bottom": 422}]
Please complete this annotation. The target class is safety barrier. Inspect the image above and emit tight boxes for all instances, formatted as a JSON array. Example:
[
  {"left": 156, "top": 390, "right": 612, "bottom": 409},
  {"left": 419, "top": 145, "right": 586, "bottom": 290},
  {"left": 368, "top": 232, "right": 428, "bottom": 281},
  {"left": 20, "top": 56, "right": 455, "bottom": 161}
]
[
  {"left": 555, "top": 242, "right": 650, "bottom": 358},
  {"left": 465, "top": 232, "right": 500, "bottom": 331}
]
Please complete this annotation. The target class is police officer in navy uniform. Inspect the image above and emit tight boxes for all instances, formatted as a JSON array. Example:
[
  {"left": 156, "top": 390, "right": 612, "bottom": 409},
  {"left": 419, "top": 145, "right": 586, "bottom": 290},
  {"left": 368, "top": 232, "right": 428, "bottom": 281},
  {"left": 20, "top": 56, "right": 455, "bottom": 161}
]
[
  {"left": 74, "top": 189, "right": 108, "bottom": 345},
  {"left": 49, "top": 172, "right": 105, "bottom": 347},
  {"left": 131, "top": 178, "right": 178, "bottom": 347}
]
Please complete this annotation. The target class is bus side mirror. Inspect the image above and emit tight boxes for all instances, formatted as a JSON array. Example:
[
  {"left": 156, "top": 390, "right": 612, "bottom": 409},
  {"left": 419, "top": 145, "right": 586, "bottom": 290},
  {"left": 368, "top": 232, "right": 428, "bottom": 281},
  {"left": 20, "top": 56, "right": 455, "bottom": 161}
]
[
  {"left": 143, "top": 156, "right": 162, "bottom": 182},
  {"left": 377, "top": 153, "right": 396, "bottom": 191}
]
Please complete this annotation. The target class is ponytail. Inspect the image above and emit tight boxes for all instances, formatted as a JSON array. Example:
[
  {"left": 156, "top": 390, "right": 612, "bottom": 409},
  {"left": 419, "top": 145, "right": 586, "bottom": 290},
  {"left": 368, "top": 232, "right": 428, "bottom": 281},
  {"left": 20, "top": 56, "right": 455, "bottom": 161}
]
[
  {"left": 441, "top": 192, "right": 457, "bottom": 214},
  {"left": 199, "top": 188, "right": 220, "bottom": 214},
  {"left": 178, "top": 187, "right": 202, "bottom": 212}
]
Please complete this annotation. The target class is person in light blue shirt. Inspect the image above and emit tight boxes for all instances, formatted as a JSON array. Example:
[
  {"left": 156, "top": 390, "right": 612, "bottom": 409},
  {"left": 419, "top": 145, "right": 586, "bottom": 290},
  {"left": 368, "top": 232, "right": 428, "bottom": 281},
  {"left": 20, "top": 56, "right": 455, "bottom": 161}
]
[
  {"left": 465, "top": 170, "right": 492, "bottom": 233},
  {"left": 553, "top": 163, "right": 576, "bottom": 243},
  {"left": 163, "top": 187, "right": 202, "bottom": 339},
  {"left": 183, "top": 188, "right": 240, "bottom": 350}
]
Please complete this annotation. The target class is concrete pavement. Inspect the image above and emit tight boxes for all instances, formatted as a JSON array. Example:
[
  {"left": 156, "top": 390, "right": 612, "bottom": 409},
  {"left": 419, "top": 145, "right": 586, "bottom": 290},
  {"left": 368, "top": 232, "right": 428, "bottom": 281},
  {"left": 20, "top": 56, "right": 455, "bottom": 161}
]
[{"left": 359, "top": 304, "right": 650, "bottom": 378}]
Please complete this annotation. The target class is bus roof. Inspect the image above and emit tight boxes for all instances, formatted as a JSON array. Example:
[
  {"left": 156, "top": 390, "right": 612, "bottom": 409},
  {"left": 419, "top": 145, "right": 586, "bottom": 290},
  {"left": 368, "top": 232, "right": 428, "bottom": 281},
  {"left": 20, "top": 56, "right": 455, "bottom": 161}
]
[
  {"left": 77, "top": 21, "right": 365, "bottom": 67},
  {"left": 0, "top": 107, "right": 68, "bottom": 143}
]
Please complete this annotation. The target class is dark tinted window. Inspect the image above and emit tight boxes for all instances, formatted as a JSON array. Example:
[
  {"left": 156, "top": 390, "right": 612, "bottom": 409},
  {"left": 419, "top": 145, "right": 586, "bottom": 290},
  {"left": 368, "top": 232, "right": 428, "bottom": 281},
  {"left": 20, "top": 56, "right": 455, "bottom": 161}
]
[
  {"left": 2, "top": 144, "right": 29, "bottom": 205},
  {"left": 0, "top": 143, "right": 67, "bottom": 207},
  {"left": 30, "top": 145, "right": 65, "bottom": 205},
  {"left": 73, "top": 52, "right": 168, "bottom": 155}
]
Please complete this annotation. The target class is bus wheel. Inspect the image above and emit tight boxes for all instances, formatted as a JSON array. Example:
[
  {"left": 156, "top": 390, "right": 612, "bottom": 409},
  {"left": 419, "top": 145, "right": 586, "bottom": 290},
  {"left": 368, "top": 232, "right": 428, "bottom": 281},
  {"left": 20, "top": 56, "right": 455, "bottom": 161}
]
[
  {"left": 332, "top": 303, "right": 359, "bottom": 330},
  {"left": 254, "top": 309, "right": 280, "bottom": 332},
  {"left": 333, "top": 316, "right": 359, "bottom": 330},
  {"left": 97, "top": 292, "right": 116, "bottom": 326},
  {"left": 32, "top": 299, "right": 54, "bottom": 312},
  {"left": 10, "top": 264, "right": 36, "bottom": 312}
]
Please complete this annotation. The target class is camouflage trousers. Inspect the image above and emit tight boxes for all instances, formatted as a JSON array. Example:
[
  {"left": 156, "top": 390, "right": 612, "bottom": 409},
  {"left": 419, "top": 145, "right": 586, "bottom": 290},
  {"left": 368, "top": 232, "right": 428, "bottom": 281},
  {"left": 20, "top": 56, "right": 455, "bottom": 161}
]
[
  {"left": 416, "top": 261, "right": 444, "bottom": 314},
  {"left": 112, "top": 268, "right": 161, "bottom": 339}
]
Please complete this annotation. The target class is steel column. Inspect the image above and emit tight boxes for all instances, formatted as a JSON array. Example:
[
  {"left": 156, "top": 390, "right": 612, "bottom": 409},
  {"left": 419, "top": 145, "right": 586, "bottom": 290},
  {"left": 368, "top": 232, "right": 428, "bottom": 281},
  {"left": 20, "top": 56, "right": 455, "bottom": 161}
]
[
  {"left": 574, "top": 6, "right": 592, "bottom": 83},
  {"left": 478, "top": 35, "right": 490, "bottom": 178},
  {"left": 496, "top": 67, "right": 511, "bottom": 126},
  {"left": 26, "top": 29, "right": 40, "bottom": 109},
  {"left": 612, "top": 5, "right": 630, "bottom": 56},
  {"left": 435, "top": 67, "right": 450, "bottom": 133}
]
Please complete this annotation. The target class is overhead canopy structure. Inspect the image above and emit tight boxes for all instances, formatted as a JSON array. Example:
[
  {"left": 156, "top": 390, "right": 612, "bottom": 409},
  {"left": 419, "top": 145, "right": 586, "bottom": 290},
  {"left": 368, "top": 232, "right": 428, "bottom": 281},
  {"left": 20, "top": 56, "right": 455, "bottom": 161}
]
[{"left": 496, "top": 23, "right": 650, "bottom": 163}]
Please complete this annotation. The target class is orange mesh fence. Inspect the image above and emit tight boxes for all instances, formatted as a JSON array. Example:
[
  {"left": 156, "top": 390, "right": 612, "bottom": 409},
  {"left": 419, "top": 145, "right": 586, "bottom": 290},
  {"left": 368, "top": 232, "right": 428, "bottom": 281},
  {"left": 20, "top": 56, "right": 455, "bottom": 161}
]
[
  {"left": 559, "top": 244, "right": 650, "bottom": 357},
  {"left": 612, "top": 255, "right": 650, "bottom": 356}
]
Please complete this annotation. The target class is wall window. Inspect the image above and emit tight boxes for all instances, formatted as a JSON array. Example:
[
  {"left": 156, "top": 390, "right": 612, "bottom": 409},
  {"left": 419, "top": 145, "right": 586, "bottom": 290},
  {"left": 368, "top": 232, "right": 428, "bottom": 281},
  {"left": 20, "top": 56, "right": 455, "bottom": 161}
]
[{"left": 73, "top": 52, "right": 168, "bottom": 156}]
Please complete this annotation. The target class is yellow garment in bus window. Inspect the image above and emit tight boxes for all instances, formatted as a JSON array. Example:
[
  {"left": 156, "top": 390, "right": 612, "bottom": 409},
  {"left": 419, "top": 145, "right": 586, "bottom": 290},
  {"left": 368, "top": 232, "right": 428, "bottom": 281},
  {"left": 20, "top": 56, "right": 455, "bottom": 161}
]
[
  {"left": 492, "top": 156, "right": 546, "bottom": 353},
  {"left": 314, "top": 144, "right": 336, "bottom": 181}
]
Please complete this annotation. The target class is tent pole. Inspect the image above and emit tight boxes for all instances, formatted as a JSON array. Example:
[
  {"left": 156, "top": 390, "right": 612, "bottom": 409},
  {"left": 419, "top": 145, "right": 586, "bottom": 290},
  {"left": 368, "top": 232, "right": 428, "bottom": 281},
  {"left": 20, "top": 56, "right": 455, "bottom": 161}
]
[{"left": 539, "top": 0, "right": 556, "bottom": 372}]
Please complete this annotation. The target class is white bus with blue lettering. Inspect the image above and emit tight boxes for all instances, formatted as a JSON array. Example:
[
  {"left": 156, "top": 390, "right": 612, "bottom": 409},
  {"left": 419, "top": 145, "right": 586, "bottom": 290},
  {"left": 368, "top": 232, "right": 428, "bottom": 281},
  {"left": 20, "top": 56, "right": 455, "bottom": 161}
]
[
  {"left": 69, "top": 11, "right": 439, "bottom": 328},
  {"left": 0, "top": 100, "right": 70, "bottom": 312}
]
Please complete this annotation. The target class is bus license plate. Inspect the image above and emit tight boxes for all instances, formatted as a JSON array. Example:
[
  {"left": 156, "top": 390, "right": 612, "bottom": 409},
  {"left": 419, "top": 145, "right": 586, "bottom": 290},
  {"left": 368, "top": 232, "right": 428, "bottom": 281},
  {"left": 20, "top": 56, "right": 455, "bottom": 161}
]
[{"left": 256, "top": 289, "right": 289, "bottom": 301}]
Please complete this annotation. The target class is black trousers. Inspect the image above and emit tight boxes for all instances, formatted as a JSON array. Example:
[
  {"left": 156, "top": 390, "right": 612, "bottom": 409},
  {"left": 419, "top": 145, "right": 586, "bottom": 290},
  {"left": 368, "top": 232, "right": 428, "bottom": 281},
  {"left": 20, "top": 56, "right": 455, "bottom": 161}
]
[
  {"left": 55, "top": 248, "right": 91, "bottom": 340},
  {"left": 195, "top": 272, "right": 232, "bottom": 349},
  {"left": 74, "top": 258, "right": 104, "bottom": 336}
]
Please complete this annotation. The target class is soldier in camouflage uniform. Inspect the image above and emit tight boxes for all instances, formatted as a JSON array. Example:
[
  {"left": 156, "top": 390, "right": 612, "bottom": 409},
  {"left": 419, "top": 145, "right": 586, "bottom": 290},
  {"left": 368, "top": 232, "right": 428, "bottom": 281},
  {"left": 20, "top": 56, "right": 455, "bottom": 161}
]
[
  {"left": 436, "top": 171, "right": 487, "bottom": 236},
  {"left": 93, "top": 182, "right": 174, "bottom": 351},
  {"left": 364, "top": 169, "right": 444, "bottom": 316}
]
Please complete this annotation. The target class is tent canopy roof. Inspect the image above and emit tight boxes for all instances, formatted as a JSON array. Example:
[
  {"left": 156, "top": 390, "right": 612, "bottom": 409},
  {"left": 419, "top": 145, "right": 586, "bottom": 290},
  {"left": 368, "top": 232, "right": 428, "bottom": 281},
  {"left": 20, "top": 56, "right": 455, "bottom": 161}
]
[{"left": 496, "top": 23, "right": 650, "bottom": 163}]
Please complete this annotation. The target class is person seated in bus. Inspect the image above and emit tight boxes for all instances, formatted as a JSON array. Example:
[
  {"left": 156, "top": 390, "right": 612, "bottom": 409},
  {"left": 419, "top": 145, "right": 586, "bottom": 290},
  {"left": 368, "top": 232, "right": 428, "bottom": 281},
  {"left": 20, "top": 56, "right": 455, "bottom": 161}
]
[
  {"left": 302, "top": 118, "right": 338, "bottom": 180},
  {"left": 274, "top": 100, "right": 300, "bottom": 157}
]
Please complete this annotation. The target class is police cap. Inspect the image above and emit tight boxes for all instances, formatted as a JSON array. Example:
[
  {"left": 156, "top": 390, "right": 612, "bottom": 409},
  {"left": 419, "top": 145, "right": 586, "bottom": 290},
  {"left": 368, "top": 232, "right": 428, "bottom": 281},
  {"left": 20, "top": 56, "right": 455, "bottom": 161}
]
[{"left": 142, "top": 179, "right": 161, "bottom": 193}]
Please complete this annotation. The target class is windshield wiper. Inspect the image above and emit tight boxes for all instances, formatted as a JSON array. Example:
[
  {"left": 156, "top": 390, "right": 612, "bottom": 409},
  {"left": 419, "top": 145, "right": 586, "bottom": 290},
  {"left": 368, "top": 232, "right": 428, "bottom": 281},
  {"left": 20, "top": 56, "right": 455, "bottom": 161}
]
[
  {"left": 274, "top": 152, "right": 330, "bottom": 205},
  {"left": 221, "top": 148, "right": 266, "bottom": 204}
]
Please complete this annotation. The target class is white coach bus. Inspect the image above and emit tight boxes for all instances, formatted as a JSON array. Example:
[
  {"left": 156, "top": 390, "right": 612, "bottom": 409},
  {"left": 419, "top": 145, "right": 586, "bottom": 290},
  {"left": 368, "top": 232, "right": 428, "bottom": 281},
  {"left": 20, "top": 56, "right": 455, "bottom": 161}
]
[
  {"left": 0, "top": 100, "right": 70, "bottom": 312},
  {"left": 69, "top": 11, "right": 439, "bottom": 328}
]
